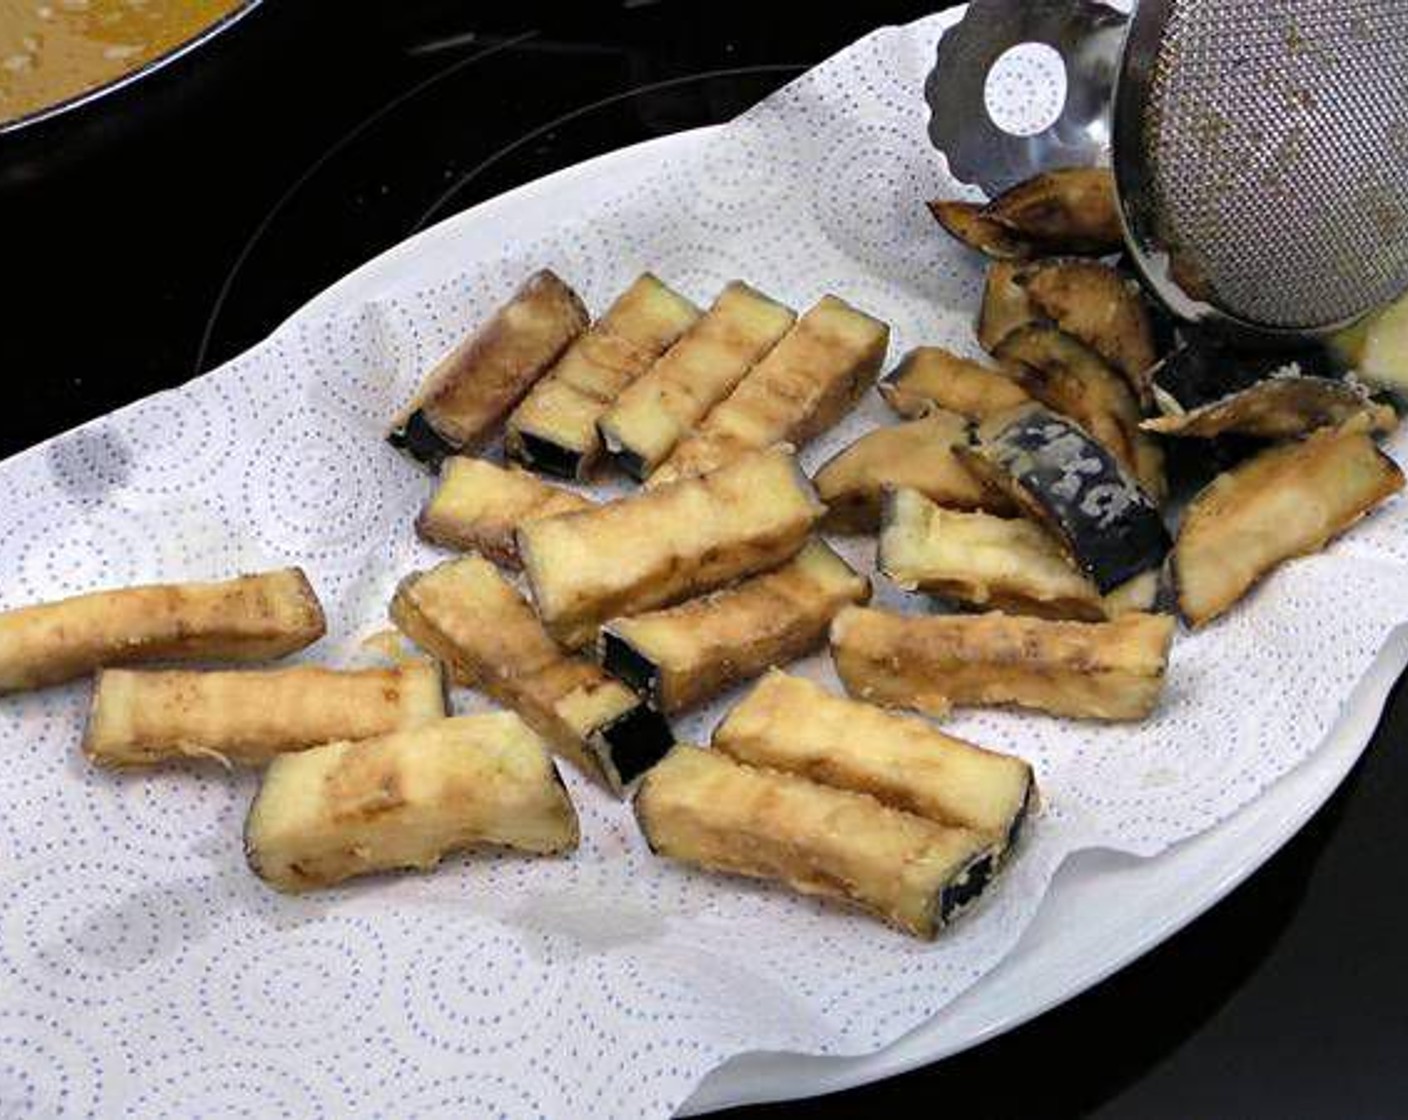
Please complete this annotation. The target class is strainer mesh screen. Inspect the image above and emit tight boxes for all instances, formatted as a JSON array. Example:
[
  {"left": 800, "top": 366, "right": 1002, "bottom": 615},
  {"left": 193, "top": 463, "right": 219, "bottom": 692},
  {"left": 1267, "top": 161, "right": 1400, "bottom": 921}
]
[{"left": 1144, "top": 0, "right": 1408, "bottom": 328}]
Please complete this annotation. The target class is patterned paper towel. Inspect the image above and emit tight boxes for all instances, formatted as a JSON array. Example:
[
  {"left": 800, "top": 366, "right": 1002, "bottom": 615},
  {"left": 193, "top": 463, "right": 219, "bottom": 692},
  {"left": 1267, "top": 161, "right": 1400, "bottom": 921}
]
[{"left": 3, "top": 9, "right": 1407, "bottom": 1118}]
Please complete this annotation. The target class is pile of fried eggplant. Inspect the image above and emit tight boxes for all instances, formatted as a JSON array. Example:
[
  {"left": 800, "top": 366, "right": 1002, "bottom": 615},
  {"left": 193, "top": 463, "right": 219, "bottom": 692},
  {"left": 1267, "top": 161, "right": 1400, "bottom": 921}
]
[
  {"left": 926, "top": 167, "right": 1403, "bottom": 630},
  {"left": 382, "top": 263, "right": 1050, "bottom": 936},
  {"left": 3, "top": 165, "right": 1401, "bottom": 943}
]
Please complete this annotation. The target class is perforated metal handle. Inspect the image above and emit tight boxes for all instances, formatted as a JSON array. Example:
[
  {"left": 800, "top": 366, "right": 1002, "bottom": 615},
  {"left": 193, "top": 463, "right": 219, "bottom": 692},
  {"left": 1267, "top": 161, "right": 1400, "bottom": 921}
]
[{"left": 925, "top": 0, "right": 1127, "bottom": 196}]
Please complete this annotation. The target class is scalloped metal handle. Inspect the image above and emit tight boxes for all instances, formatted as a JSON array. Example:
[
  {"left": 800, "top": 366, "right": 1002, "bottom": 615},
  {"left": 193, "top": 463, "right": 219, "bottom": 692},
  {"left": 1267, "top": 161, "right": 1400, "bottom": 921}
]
[{"left": 925, "top": 0, "right": 1128, "bottom": 197}]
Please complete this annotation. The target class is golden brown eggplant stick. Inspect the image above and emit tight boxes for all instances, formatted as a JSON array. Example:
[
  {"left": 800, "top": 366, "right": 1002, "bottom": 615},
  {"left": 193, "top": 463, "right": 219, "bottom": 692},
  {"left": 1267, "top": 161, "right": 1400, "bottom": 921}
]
[
  {"left": 84, "top": 660, "right": 447, "bottom": 767},
  {"left": 246, "top": 714, "right": 579, "bottom": 892},
  {"left": 0, "top": 568, "right": 325, "bottom": 694}
]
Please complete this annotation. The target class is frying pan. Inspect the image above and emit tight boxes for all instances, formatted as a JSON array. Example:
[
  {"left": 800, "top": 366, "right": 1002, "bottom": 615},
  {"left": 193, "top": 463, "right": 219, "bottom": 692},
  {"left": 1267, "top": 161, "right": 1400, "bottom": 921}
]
[{"left": 0, "top": 0, "right": 293, "bottom": 190}]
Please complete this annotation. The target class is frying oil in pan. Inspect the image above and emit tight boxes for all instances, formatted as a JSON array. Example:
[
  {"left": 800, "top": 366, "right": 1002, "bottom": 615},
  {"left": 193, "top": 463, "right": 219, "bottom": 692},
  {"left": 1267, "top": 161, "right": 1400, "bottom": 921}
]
[{"left": 0, "top": 0, "right": 244, "bottom": 123}]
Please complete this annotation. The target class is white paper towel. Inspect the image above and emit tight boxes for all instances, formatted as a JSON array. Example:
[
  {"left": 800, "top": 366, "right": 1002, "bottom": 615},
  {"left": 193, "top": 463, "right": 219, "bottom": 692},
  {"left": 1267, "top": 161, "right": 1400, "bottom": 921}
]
[{"left": 3, "top": 10, "right": 1406, "bottom": 1118}]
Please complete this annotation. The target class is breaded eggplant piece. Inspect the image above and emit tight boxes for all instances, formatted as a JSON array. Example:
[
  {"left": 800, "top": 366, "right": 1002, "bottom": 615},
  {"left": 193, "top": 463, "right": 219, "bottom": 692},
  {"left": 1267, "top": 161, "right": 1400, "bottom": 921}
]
[
  {"left": 598, "top": 281, "right": 796, "bottom": 480},
  {"left": 1142, "top": 375, "right": 1397, "bottom": 440},
  {"left": 927, "top": 200, "right": 1036, "bottom": 260},
  {"left": 929, "top": 170, "right": 1121, "bottom": 259},
  {"left": 651, "top": 295, "right": 889, "bottom": 483},
  {"left": 505, "top": 273, "right": 700, "bottom": 479},
  {"left": 831, "top": 605, "right": 1175, "bottom": 722},
  {"left": 0, "top": 568, "right": 326, "bottom": 694},
  {"left": 712, "top": 671, "right": 1034, "bottom": 855},
  {"left": 976, "top": 260, "right": 1039, "bottom": 354},
  {"left": 518, "top": 447, "right": 823, "bottom": 649},
  {"left": 599, "top": 540, "right": 869, "bottom": 712},
  {"left": 416, "top": 456, "right": 593, "bottom": 568},
  {"left": 1017, "top": 259, "right": 1157, "bottom": 402},
  {"left": 813, "top": 410, "right": 1013, "bottom": 532},
  {"left": 878, "top": 346, "right": 1032, "bottom": 421},
  {"left": 246, "top": 713, "right": 579, "bottom": 892},
  {"left": 390, "top": 556, "right": 672, "bottom": 794},
  {"left": 956, "top": 405, "right": 1170, "bottom": 594},
  {"left": 994, "top": 324, "right": 1166, "bottom": 499},
  {"left": 879, "top": 488, "right": 1157, "bottom": 621},
  {"left": 634, "top": 745, "right": 999, "bottom": 938},
  {"left": 83, "top": 660, "right": 446, "bottom": 768},
  {"left": 1172, "top": 425, "right": 1405, "bottom": 628},
  {"left": 982, "top": 168, "right": 1122, "bottom": 254},
  {"left": 1149, "top": 337, "right": 1341, "bottom": 415},
  {"left": 389, "top": 270, "right": 588, "bottom": 465},
  {"left": 1144, "top": 341, "right": 1281, "bottom": 477}
]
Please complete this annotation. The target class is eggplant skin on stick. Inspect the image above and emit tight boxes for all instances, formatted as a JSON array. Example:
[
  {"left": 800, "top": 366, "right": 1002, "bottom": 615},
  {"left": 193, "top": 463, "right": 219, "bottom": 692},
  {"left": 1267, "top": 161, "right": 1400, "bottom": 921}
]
[
  {"left": 598, "top": 281, "right": 797, "bottom": 481},
  {"left": 879, "top": 488, "right": 1157, "bottom": 622},
  {"left": 518, "top": 446, "right": 823, "bottom": 650},
  {"left": 0, "top": 567, "right": 326, "bottom": 695},
  {"left": 504, "top": 273, "right": 700, "bottom": 480},
  {"left": 390, "top": 555, "right": 673, "bottom": 794},
  {"left": 389, "top": 270, "right": 589, "bottom": 467},
  {"left": 1148, "top": 337, "right": 1342, "bottom": 415},
  {"left": 831, "top": 605, "right": 1175, "bottom": 722},
  {"left": 993, "top": 323, "right": 1166, "bottom": 500},
  {"left": 1141, "top": 375, "right": 1398, "bottom": 441},
  {"left": 712, "top": 671, "right": 1034, "bottom": 857},
  {"left": 598, "top": 540, "right": 869, "bottom": 713},
  {"left": 84, "top": 660, "right": 447, "bottom": 768},
  {"left": 634, "top": 745, "right": 1000, "bottom": 939},
  {"left": 245, "top": 713, "right": 580, "bottom": 893},
  {"left": 1172, "top": 424, "right": 1404, "bottom": 628},
  {"left": 956, "top": 404, "right": 1170, "bottom": 595}
]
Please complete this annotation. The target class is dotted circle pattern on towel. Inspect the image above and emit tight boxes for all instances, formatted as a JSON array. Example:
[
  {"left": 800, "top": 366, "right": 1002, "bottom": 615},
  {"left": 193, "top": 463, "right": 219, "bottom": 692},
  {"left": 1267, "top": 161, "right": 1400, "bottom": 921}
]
[{"left": 1, "top": 9, "right": 1405, "bottom": 1117}]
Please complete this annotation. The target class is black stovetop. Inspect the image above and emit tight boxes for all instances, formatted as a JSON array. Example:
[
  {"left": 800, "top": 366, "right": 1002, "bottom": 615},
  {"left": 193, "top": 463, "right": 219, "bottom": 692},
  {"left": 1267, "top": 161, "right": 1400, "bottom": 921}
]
[{"left": 4, "top": 3, "right": 1406, "bottom": 1117}]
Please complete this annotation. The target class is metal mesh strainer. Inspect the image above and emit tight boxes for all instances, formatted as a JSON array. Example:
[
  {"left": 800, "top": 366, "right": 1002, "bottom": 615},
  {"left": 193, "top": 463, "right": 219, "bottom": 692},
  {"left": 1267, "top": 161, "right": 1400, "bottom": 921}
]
[
  {"left": 927, "top": 0, "right": 1408, "bottom": 338},
  {"left": 1114, "top": 0, "right": 1408, "bottom": 335}
]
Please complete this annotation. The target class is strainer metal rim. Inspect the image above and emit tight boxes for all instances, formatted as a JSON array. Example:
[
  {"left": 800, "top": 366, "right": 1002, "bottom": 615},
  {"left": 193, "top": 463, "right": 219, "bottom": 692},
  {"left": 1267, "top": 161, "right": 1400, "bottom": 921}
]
[{"left": 1110, "top": 0, "right": 1404, "bottom": 340}]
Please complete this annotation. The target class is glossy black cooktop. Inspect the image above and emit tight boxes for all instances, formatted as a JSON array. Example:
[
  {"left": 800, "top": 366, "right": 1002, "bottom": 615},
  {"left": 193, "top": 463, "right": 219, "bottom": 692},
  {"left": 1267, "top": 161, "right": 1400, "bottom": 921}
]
[{"left": 4, "top": 3, "right": 1405, "bottom": 1116}]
